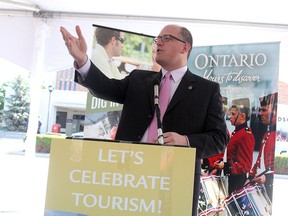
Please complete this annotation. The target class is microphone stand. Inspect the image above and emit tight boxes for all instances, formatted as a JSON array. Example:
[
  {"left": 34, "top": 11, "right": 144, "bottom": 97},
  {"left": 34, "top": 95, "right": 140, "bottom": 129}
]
[
  {"left": 155, "top": 104, "right": 164, "bottom": 144},
  {"left": 153, "top": 79, "right": 164, "bottom": 145}
]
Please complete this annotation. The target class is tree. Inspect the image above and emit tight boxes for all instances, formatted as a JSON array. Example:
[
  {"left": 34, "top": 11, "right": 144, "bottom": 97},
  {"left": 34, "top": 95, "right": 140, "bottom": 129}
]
[
  {"left": 0, "top": 85, "right": 6, "bottom": 124},
  {"left": 0, "top": 85, "right": 5, "bottom": 109},
  {"left": 3, "top": 75, "right": 30, "bottom": 131}
]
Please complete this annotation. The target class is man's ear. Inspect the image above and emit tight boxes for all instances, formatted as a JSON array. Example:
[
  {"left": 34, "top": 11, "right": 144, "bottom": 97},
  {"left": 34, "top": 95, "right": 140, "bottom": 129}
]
[
  {"left": 181, "top": 43, "right": 191, "bottom": 54},
  {"left": 240, "top": 112, "right": 246, "bottom": 120},
  {"left": 111, "top": 36, "right": 117, "bottom": 45}
]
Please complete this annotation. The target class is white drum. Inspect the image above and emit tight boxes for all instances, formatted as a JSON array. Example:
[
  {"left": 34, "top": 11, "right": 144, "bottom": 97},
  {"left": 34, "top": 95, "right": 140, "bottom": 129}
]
[
  {"left": 198, "top": 175, "right": 227, "bottom": 215},
  {"left": 223, "top": 184, "right": 272, "bottom": 216}
]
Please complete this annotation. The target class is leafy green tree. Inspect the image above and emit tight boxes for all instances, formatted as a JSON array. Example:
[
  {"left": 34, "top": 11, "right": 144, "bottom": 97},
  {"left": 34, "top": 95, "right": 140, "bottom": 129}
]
[{"left": 3, "top": 75, "right": 30, "bottom": 131}]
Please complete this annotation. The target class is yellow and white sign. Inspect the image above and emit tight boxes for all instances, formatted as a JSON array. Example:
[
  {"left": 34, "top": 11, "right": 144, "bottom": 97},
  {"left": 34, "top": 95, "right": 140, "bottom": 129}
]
[{"left": 44, "top": 139, "right": 196, "bottom": 216}]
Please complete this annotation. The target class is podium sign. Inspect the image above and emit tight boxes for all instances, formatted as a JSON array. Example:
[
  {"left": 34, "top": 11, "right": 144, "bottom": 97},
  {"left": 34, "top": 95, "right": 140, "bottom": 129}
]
[{"left": 44, "top": 139, "right": 196, "bottom": 216}]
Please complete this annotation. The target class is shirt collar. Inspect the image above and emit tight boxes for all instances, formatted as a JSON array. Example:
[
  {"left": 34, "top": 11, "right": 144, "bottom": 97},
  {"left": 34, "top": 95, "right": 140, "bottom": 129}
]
[
  {"left": 162, "top": 65, "right": 187, "bottom": 83},
  {"left": 96, "top": 44, "right": 111, "bottom": 62}
]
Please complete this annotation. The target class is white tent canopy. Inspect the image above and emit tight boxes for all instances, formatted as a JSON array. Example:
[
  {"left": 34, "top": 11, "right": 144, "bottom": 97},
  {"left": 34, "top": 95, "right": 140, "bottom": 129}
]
[{"left": 1, "top": 0, "right": 288, "bottom": 74}]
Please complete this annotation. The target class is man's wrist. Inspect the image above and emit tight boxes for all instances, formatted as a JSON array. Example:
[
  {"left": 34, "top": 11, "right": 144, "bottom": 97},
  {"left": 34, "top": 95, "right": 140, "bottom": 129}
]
[
  {"left": 74, "top": 57, "right": 91, "bottom": 79},
  {"left": 75, "top": 55, "right": 88, "bottom": 69}
]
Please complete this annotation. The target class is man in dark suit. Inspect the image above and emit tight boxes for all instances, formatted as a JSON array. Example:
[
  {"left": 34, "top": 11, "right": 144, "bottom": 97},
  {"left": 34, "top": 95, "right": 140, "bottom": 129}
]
[{"left": 60, "top": 24, "right": 229, "bottom": 216}]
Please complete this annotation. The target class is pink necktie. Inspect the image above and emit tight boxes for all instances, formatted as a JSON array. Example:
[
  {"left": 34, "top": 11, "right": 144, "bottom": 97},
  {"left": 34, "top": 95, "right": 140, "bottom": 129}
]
[{"left": 147, "top": 72, "right": 171, "bottom": 143}]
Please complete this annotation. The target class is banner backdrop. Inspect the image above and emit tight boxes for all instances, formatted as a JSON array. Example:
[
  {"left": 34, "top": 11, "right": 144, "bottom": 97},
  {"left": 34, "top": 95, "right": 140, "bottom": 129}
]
[
  {"left": 83, "top": 25, "right": 155, "bottom": 139},
  {"left": 188, "top": 42, "right": 279, "bottom": 147},
  {"left": 44, "top": 139, "right": 196, "bottom": 216},
  {"left": 188, "top": 42, "right": 280, "bottom": 215}
]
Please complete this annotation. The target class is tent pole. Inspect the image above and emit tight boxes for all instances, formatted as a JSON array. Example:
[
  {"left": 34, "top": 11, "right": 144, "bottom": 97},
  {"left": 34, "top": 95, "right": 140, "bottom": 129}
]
[{"left": 24, "top": 19, "right": 48, "bottom": 158}]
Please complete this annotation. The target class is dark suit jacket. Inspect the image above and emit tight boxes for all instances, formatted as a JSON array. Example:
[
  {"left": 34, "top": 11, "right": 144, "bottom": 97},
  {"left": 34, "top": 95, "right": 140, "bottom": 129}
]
[
  {"left": 75, "top": 61, "right": 229, "bottom": 215},
  {"left": 76, "top": 61, "right": 228, "bottom": 158}
]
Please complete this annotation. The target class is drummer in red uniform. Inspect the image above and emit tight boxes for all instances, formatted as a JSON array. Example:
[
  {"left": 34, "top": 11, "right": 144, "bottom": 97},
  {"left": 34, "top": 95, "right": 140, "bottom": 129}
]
[
  {"left": 214, "top": 98, "right": 255, "bottom": 195},
  {"left": 247, "top": 92, "right": 278, "bottom": 202},
  {"left": 201, "top": 97, "right": 228, "bottom": 175}
]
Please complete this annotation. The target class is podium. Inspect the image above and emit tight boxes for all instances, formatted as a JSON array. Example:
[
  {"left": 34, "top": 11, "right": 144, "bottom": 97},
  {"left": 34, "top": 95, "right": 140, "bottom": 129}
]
[{"left": 44, "top": 138, "right": 196, "bottom": 216}]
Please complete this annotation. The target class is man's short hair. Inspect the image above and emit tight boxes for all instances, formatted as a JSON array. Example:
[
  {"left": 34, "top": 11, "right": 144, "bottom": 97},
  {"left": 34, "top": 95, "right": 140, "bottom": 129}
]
[{"left": 95, "top": 27, "right": 121, "bottom": 46}]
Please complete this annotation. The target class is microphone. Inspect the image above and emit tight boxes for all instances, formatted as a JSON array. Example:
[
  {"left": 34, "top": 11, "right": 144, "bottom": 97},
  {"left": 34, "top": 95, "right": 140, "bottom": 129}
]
[
  {"left": 153, "top": 79, "right": 164, "bottom": 144},
  {"left": 153, "top": 79, "right": 160, "bottom": 107}
]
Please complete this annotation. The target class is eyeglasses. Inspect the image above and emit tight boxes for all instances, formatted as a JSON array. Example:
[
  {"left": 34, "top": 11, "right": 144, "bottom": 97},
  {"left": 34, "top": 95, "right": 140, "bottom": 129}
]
[
  {"left": 154, "top": 34, "right": 186, "bottom": 44},
  {"left": 116, "top": 37, "right": 124, "bottom": 44}
]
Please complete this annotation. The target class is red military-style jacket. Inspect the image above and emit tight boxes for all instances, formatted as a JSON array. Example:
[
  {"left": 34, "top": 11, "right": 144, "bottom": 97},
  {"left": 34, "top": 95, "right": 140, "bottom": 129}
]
[
  {"left": 224, "top": 123, "right": 255, "bottom": 175},
  {"left": 250, "top": 125, "right": 276, "bottom": 177}
]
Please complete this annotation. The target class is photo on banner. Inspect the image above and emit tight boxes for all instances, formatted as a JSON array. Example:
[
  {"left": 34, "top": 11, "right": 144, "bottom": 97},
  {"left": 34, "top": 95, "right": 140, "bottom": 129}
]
[
  {"left": 83, "top": 24, "right": 156, "bottom": 139},
  {"left": 188, "top": 42, "right": 280, "bottom": 216}
]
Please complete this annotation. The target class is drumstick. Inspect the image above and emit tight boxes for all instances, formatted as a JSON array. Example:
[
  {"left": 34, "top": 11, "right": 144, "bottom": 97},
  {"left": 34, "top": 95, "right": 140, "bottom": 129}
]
[
  {"left": 243, "top": 169, "right": 270, "bottom": 187},
  {"left": 217, "top": 158, "right": 223, "bottom": 163}
]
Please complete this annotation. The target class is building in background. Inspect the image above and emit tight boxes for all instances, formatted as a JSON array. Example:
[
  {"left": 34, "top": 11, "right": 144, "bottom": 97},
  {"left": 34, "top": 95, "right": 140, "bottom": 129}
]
[{"left": 39, "top": 68, "right": 88, "bottom": 136}]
